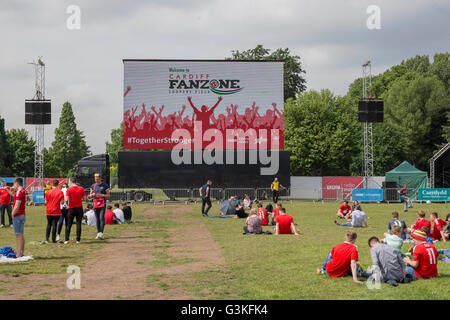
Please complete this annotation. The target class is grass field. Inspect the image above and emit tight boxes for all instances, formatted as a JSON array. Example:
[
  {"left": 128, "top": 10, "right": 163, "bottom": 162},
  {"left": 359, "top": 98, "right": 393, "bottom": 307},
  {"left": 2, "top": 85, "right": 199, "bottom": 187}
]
[{"left": 0, "top": 201, "right": 449, "bottom": 299}]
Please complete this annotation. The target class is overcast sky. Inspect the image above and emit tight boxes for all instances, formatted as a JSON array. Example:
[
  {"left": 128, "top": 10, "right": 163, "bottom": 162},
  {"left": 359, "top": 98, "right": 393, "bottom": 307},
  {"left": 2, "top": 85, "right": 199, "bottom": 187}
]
[{"left": 0, "top": 0, "right": 448, "bottom": 154}]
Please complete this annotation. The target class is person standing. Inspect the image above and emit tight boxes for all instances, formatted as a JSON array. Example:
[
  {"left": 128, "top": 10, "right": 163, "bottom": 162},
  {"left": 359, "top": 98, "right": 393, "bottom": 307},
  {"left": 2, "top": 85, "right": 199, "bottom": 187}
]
[
  {"left": 398, "top": 184, "right": 411, "bottom": 212},
  {"left": 270, "top": 177, "right": 285, "bottom": 204},
  {"left": 56, "top": 182, "right": 69, "bottom": 242},
  {"left": 65, "top": 177, "right": 87, "bottom": 244},
  {"left": 11, "top": 178, "right": 26, "bottom": 258},
  {"left": 199, "top": 180, "right": 212, "bottom": 217},
  {"left": 0, "top": 180, "right": 13, "bottom": 228},
  {"left": 88, "top": 173, "right": 110, "bottom": 240},
  {"left": 44, "top": 180, "right": 64, "bottom": 243}
]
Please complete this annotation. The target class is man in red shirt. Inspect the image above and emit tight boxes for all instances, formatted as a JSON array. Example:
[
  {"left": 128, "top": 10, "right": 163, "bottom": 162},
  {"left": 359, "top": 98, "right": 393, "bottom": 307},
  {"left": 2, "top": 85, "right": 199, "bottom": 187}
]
[
  {"left": 11, "top": 178, "right": 27, "bottom": 258},
  {"left": 337, "top": 201, "right": 352, "bottom": 219},
  {"left": 430, "top": 212, "right": 447, "bottom": 242},
  {"left": 410, "top": 210, "right": 431, "bottom": 237},
  {"left": 271, "top": 202, "right": 282, "bottom": 225},
  {"left": 44, "top": 180, "right": 64, "bottom": 243},
  {"left": 0, "top": 180, "right": 13, "bottom": 227},
  {"left": 317, "top": 231, "right": 363, "bottom": 284},
  {"left": 403, "top": 229, "right": 438, "bottom": 280},
  {"left": 257, "top": 203, "right": 269, "bottom": 226},
  {"left": 65, "top": 177, "right": 86, "bottom": 244},
  {"left": 275, "top": 208, "right": 299, "bottom": 235}
]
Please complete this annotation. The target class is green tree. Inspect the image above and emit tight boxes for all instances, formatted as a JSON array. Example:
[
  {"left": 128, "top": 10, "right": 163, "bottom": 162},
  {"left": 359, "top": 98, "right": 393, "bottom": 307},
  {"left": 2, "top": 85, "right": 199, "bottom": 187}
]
[
  {"left": 0, "top": 116, "right": 11, "bottom": 176},
  {"left": 227, "top": 45, "right": 306, "bottom": 100},
  {"left": 105, "top": 122, "right": 124, "bottom": 175},
  {"left": 45, "top": 101, "right": 91, "bottom": 177},
  {"left": 5, "top": 129, "right": 35, "bottom": 177}
]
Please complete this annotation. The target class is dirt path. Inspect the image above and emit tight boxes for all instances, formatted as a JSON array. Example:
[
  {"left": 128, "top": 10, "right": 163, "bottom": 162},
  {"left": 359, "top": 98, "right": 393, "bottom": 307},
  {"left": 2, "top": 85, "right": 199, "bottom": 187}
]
[{"left": 0, "top": 205, "right": 227, "bottom": 300}]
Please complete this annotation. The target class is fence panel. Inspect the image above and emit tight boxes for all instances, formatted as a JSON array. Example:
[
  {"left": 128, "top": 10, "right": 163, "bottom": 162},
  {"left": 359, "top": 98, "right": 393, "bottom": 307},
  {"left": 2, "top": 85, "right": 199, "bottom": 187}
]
[
  {"left": 162, "top": 189, "right": 193, "bottom": 201},
  {"left": 224, "top": 188, "right": 256, "bottom": 200}
]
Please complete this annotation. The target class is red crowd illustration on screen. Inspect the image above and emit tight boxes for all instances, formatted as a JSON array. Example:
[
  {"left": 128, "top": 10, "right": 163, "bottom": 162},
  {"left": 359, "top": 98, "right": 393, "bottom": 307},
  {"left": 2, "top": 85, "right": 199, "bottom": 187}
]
[{"left": 123, "top": 87, "right": 284, "bottom": 149}]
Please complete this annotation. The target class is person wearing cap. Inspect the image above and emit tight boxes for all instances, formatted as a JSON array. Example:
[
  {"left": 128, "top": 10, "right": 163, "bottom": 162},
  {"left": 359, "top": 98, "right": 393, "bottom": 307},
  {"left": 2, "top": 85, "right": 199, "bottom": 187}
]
[{"left": 403, "top": 229, "right": 438, "bottom": 280}]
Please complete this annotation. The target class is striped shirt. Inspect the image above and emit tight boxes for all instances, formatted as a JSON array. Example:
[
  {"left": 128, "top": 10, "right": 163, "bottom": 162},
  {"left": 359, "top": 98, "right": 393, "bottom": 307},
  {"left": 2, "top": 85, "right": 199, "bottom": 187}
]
[{"left": 384, "top": 233, "right": 403, "bottom": 251}]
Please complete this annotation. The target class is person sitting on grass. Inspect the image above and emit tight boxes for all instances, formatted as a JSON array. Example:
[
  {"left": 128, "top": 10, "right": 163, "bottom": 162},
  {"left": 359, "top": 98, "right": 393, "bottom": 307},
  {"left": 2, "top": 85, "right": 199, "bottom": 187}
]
[
  {"left": 83, "top": 204, "right": 96, "bottom": 226},
  {"left": 275, "top": 208, "right": 299, "bottom": 235},
  {"left": 383, "top": 226, "right": 404, "bottom": 251},
  {"left": 243, "top": 194, "right": 252, "bottom": 210},
  {"left": 352, "top": 200, "right": 362, "bottom": 212},
  {"left": 409, "top": 210, "right": 431, "bottom": 237},
  {"left": 271, "top": 202, "right": 282, "bottom": 225},
  {"left": 444, "top": 213, "right": 450, "bottom": 241},
  {"left": 234, "top": 204, "right": 248, "bottom": 219},
  {"left": 368, "top": 236, "right": 407, "bottom": 286},
  {"left": 337, "top": 200, "right": 352, "bottom": 219},
  {"left": 122, "top": 202, "right": 132, "bottom": 222},
  {"left": 257, "top": 203, "right": 269, "bottom": 226},
  {"left": 430, "top": 212, "right": 447, "bottom": 242},
  {"left": 316, "top": 231, "right": 364, "bottom": 284},
  {"left": 334, "top": 209, "right": 367, "bottom": 228},
  {"left": 388, "top": 211, "right": 408, "bottom": 240},
  {"left": 113, "top": 203, "right": 125, "bottom": 224},
  {"left": 104, "top": 205, "right": 118, "bottom": 225},
  {"left": 403, "top": 229, "right": 438, "bottom": 280},
  {"left": 243, "top": 208, "right": 262, "bottom": 234}
]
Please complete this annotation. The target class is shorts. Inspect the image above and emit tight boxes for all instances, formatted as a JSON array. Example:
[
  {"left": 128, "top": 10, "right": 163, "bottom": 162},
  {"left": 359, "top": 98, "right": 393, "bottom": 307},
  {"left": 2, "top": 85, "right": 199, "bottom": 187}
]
[{"left": 13, "top": 214, "right": 26, "bottom": 234}]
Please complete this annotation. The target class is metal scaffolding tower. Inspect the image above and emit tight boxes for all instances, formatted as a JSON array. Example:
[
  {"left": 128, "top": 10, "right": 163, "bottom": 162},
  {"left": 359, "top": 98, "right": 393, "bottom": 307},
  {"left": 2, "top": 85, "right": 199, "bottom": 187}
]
[
  {"left": 28, "top": 57, "right": 46, "bottom": 191},
  {"left": 362, "top": 61, "right": 373, "bottom": 188}
]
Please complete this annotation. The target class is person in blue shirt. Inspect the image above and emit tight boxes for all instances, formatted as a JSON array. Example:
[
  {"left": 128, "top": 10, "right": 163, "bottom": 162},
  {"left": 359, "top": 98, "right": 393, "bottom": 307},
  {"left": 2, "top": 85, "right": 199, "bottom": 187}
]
[{"left": 88, "top": 173, "right": 110, "bottom": 240}]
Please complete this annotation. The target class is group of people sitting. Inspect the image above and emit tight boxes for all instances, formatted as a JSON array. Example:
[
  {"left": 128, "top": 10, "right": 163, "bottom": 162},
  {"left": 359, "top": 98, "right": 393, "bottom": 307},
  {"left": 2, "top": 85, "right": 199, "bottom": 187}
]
[
  {"left": 317, "top": 209, "right": 450, "bottom": 286},
  {"left": 83, "top": 202, "right": 133, "bottom": 226}
]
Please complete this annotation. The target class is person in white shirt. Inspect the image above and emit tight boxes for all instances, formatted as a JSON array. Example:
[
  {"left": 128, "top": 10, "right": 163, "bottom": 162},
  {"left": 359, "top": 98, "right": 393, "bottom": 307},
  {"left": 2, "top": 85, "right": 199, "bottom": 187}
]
[
  {"left": 113, "top": 203, "right": 125, "bottom": 224},
  {"left": 83, "top": 204, "right": 97, "bottom": 226},
  {"left": 335, "top": 209, "right": 368, "bottom": 228}
]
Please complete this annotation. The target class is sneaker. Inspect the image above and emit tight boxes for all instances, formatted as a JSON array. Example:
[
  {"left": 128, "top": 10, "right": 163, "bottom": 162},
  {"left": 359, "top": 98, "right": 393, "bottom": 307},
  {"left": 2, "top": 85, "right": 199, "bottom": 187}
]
[
  {"left": 202, "top": 214, "right": 208, "bottom": 217},
  {"left": 0, "top": 225, "right": 4, "bottom": 228},
  {"left": 44, "top": 240, "right": 49, "bottom": 244},
  {"left": 9, "top": 225, "right": 13, "bottom": 228},
  {"left": 95, "top": 233, "right": 100, "bottom": 240},
  {"left": 56, "top": 235, "right": 60, "bottom": 241},
  {"left": 334, "top": 220, "right": 338, "bottom": 225},
  {"left": 386, "top": 279, "right": 398, "bottom": 287},
  {"left": 316, "top": 268, "right": 325, "bottom": 275},
  {"left": 64, "top": 241, "right": 69, "bottom": 244},
  {"left": 98, "top": 232, "right": 104, "bottom": 240},
  {"left": 76, "top": 241, "right": 80, "bottom": 244}
]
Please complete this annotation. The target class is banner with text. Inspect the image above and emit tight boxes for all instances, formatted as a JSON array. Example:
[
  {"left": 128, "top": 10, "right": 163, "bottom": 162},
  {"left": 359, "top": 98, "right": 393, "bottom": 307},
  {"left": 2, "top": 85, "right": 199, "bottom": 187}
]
[
  {"left": 352, "top": 189, "right": 384, "bottom": 202},
  {"left": 418, "top": 188, "right": 450, "bottom": 201}
]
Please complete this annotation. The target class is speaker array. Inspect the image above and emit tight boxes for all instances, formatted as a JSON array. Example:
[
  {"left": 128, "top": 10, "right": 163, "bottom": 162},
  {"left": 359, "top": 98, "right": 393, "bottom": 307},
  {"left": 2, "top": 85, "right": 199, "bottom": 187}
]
[
  {"left": 25, "top": 100, "right": 51, "bottom": 125},
  {"left": 358, "top": 99, "right": 383, "bottom": 123}
]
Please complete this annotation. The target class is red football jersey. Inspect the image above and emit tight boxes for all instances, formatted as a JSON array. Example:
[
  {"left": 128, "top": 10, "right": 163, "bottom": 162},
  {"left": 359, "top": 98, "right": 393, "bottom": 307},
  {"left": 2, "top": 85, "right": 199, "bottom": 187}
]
[
  {"left": 412, "top": 218, "right": 432, "bottom": 236},
  {"left": 0, "top": 187, "right": 11, "bottom": 205},
  {"left": 272, "top": 207, "right": 280, "bottom": 219},
  {"left": 276, "top": 214, "right": 294, "bottom": 234},
  {"left": 257, "top": 208, "right": 269, "bottom": 226},
  {"left": 66, "top": 186, "right": 86, "bottom": 209},
  {"left": 326, "top": 243, "right": 359, "bottom": 278},
  {"left": 13, "top": 188, "right": 27, "bottom": 216},
  {"left": 339, "top": 204, "right": 351, "bottom": 215},
  {"left": 431, "top": 218, "right": 447, "bottom": 241},
  {"left": 412, "top": 242, "right": 438, "bottom": 279},
  {"left": 45, "top": 188, "right": 64, "bottom": 216}
]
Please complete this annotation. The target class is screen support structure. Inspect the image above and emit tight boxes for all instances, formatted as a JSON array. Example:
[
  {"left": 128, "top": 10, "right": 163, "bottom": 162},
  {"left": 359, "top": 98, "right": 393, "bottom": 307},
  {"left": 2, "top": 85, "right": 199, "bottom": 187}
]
[
  {"left": 27, "top": 57, "right": 46, "bottom": 191},
  {"left": 362, "top": 61, "right": 373, "bottom": 189}
]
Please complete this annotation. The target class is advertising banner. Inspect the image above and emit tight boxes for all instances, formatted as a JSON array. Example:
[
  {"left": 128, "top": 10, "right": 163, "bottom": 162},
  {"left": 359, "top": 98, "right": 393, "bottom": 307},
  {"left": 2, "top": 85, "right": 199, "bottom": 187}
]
[
  {"left": 352, "top": 189, "right": 384, "bottom": 202},
  {"left": 123, "top": 60, "right": 284, "bottom": 150},
  {"left": 418, "top": 188, "right": 450, "bottom": 201},
  {"left": 322, "top": 177, "right": 363, "bottom": 199}
]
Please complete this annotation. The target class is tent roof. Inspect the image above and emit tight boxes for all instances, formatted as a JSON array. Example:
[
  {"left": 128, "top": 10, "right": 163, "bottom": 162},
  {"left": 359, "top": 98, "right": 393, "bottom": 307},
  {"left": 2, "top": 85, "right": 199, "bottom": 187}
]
[{"left": 386, "top": 161, "right": 426, "bottom": 175}]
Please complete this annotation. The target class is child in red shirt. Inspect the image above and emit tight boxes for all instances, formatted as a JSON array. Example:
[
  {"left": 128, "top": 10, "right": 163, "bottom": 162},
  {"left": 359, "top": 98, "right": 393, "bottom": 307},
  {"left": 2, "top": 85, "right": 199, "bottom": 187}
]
[
  {"left": 430, "top": 212, "right": 447, "bottom": 241},
  {"left": 104, "top": 206, "right": 116, "bottom": 225},
  {"left": 257, "top": 203, "right": 269, "bottom": 226}
]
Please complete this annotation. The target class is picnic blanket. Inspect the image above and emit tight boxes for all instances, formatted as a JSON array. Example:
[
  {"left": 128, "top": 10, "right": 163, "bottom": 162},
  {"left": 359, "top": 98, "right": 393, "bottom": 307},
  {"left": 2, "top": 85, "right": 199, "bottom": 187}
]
[
  {"left": 207, "top": 216, "right": 231, "bottom": 219},
  {"left": 0, "top": 255, "right": 33, "bottom": 263}
]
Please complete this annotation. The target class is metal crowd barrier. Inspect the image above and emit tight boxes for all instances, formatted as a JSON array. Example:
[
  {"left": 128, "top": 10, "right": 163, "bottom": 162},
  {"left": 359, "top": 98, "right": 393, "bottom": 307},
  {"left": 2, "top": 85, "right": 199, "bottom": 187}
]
[{"left": 224, "top": 188, "right": 256, "bottom": 200}]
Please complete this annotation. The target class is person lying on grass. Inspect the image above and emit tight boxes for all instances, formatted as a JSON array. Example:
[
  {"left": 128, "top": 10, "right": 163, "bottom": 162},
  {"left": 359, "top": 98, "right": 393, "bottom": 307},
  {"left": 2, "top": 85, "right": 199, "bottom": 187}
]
[
  {"left": 430, "top": 212, "right": 447, "bottom": 242},
  {"left": 334, "top": 209, "right": 367, "bottom": 228},
  {"left": 337, "top": 200, "right": 352, "bottom": 219},
  {"left": 368, "top": 236, "right": 408, "bottom": 287},
  {"left": 403, "top": 229, "right": 438, "bottom": 280},
  {"left": 317, "top": 231, "right": 364, "bottom": 284},
  {"left": 243, "top": 208, "right": 262, "bottom": 234},
  {"left": 275, "top": 208, "right": 299, "bottom": 236}
]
